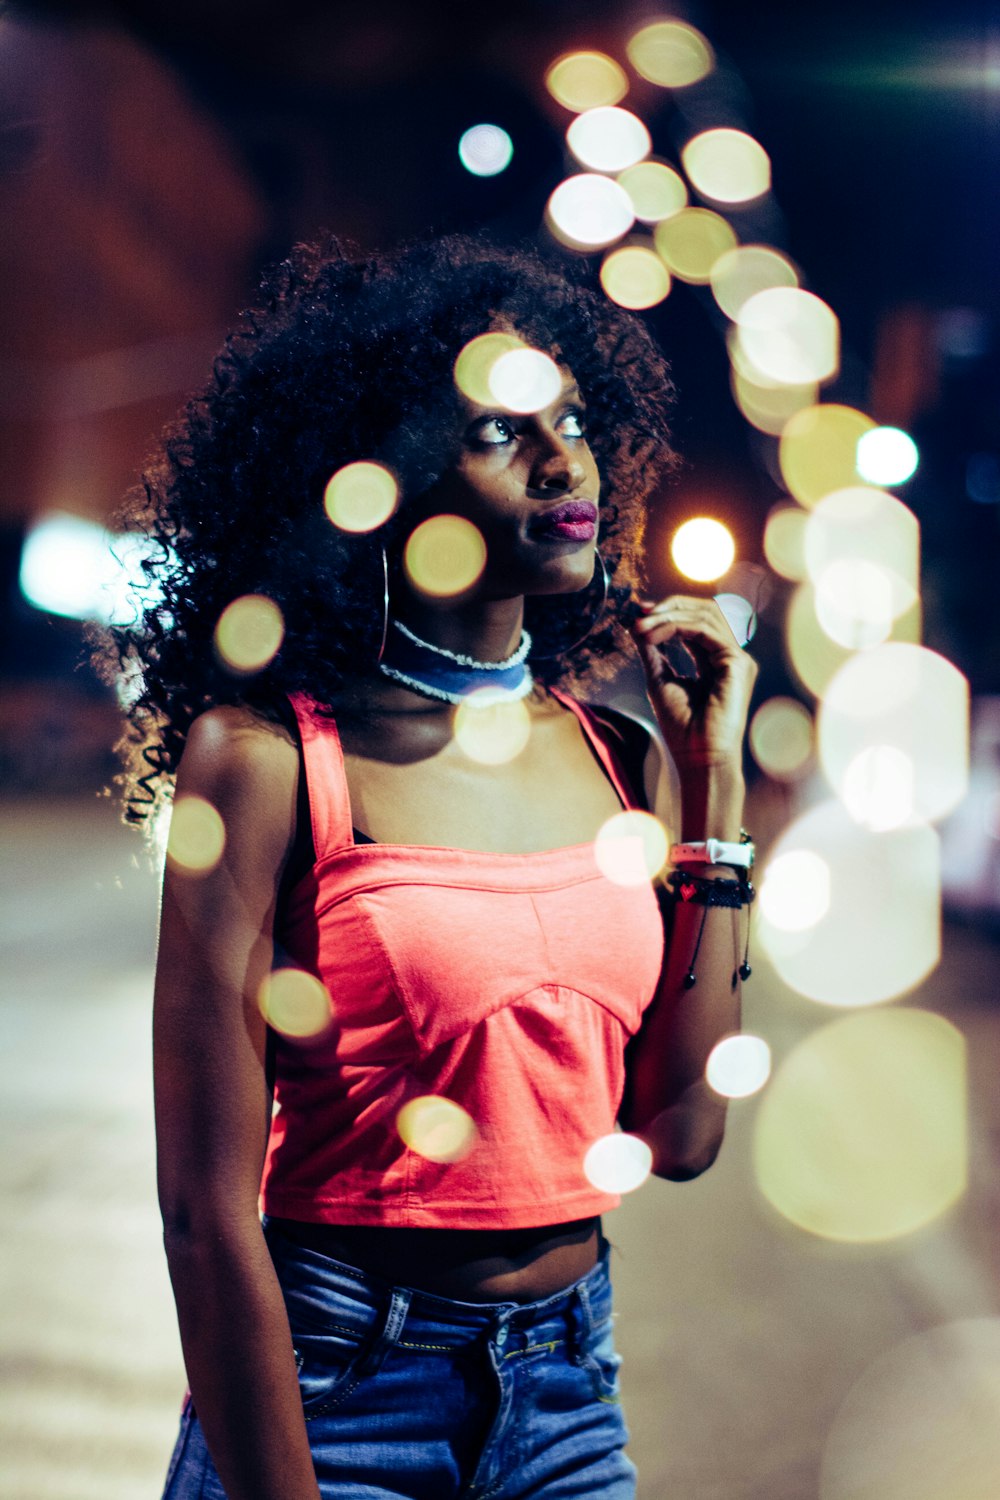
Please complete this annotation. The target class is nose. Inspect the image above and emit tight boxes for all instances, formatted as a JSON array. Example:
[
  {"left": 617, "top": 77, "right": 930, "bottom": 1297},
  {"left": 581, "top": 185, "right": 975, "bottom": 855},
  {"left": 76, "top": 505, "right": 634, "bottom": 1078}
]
[{"left": 529, "top": 431, "right": 588, "bottom": 494}]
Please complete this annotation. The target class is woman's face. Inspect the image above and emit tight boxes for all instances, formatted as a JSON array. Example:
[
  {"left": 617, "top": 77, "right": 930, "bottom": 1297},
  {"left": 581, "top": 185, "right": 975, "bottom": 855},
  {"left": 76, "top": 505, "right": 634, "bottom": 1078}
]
[{"left": 413, "top": 361, "right": 603, "bottom": 600}]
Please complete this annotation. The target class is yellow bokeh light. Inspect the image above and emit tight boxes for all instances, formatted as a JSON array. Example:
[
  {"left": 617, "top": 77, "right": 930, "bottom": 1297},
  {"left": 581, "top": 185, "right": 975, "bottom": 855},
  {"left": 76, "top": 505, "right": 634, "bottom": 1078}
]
[
  {"left": 583, "top": 1132, "right": 653, "bottom": 1193},
  {"left": 758, "top": 849, "right": 831, "bottom": 932},
  {"left": 705, "top": 1034, "right": 771, "bottom": 1099},
  {"left": 488, "top": 347, "right": 562, "bottom": 414},
  {"left": 454, "top": 332, "right": 526, "bottom": 406},
  {"left": 397, "top": 1095, "right": 477, "bottom": 1163},
  {"left": 711, "top": 245, "right": 798, "bottom": 321},
  {"left": 566, "top": 106, "right": 651, "bottom": 173},
  {"left": 166, "top": 795, "right": 226, "bottom": 876},
  {"left": 753, "top": 1007, "right": 966, "bottom": 1242},
  {"left": 804, "top": 486, "right": 919, "bottom": 618},
  {"left": 736, "top": 288, "right": 840, "bottom": 385},
  {"left": 404, "top": 515, "right": 487, "bottom": 599},
  {"left": 214, "top": 594, "right": 285, "bottom": 676},
  {"left": 749, "top": 696, "right": 814, "bottom": 781},
  {"left": 626, "top": 20, "right": 714, "bottom": 88},
  {"left": 732, "top": 368, "right": 817, "bottom": 435},
  {"left": 820, "top": 1319, "right": 1000, "bottom": 1500},
  {"left": 546, "top": 174, "right": 635, "bottom": 250},
  {"left": 755, "top": 798, "right": 941, "bottom": 1006},
  {"left": 323, "top": 461, "right": 398, "bottom": 533},
  {"left": 258, "top": 968, "right": 333, "bottom": 1040},
  {"left": 654, "top": 208, "right": 737, "bottom": 284},
  {"left": 818, "top": 644, "right": 970, "bottom": 826},
  {"left": 593, "top": 810, "right": 669, "bottom": 887},
  {"left": 616, "top": 160, "right": 687, "bottom": 223},
  {"left": 545, "top": 51, "right": 629, "bottom": 113},
  {"left": 682, "top": 128, "right": 771, "bottom": 204},
  {"left": 784, "top": 583, "right": 922, "bottom": 700},
  {"left": 814, "top": 558, "right": 895, "bottom": 650},
  {"left": 779, "top": 405, "right": 876, "bottom": 508},
  {"left": 763, "top": 504, "right": 808, "bottom": 581},
  {"left": 600, "top": 244, "right": 671, "bottom": 309},
  {"left": 453, "top": 687, "right": 531, "bottom": 765},
  {"left": 670, "top": 516, "right": 735, "bottom": 581}
]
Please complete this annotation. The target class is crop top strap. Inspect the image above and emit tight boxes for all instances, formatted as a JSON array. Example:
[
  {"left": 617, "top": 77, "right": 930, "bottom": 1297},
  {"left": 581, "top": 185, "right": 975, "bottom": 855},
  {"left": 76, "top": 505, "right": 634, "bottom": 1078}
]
[
  {"left": 286, "top": 692, "right": 354, "bottom": 856},
  {"left": 549, "top": 689, "right": 651, "bottom": 811}
]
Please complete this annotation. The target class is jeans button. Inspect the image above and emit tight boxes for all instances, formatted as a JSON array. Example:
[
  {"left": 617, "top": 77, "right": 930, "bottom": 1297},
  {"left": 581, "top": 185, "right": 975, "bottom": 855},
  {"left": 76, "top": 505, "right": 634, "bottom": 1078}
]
[{"left": 495, "top": 1324, "right": 508, "bottom": 1348}]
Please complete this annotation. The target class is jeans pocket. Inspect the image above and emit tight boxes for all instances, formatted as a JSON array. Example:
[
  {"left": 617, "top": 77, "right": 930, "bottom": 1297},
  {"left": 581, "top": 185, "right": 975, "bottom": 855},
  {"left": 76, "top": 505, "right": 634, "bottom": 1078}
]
[
  {"left": 291, "top": 1318, "right": 369, "bottom": 1419},
  {"left": 160, "top": 1394, "right": 193, "bottom": 1498},
  {"left": 575, "top": 1316, "right": 624, "bottom": 1405}
]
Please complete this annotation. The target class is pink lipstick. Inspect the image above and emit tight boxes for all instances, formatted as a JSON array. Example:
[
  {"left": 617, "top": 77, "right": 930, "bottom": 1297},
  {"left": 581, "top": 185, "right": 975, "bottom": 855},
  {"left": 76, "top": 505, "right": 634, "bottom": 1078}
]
[{"left": 530, "top": 500, "right": 598, "bottom": 542}]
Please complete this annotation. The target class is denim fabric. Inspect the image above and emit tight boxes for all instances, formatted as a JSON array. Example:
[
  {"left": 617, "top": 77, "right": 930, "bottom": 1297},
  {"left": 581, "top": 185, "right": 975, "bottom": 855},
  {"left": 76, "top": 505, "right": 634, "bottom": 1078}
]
[{"left": 162, "top": 1223, "right": 636, "bottom": 1499}]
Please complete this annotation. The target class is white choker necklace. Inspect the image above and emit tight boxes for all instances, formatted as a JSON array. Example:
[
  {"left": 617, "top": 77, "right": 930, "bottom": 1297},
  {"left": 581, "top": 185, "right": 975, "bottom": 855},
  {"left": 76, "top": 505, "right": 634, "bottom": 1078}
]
[{"left": 377, "top": 619, "right": 534, "bottom": 704}]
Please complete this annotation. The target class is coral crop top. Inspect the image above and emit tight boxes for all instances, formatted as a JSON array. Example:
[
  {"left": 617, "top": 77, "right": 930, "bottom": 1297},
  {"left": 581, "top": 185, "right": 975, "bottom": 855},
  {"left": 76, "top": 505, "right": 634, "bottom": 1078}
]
[{"left": 259, "top": 690, "right": 665, "bottom": 1228}]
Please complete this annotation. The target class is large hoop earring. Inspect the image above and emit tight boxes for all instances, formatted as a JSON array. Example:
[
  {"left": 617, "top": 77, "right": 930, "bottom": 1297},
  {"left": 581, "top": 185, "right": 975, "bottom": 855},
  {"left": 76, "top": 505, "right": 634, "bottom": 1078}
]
[
  {"left": 529, "top": 547, "right": 610, "bottom": 659},
  {"left": 376, "top": 545, "right": 390, "bottom": 666}
]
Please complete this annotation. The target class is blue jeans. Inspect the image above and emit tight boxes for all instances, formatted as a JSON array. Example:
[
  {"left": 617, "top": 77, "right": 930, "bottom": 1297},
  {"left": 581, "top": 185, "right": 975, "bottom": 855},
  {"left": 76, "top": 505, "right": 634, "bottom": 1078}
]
[{"left": 162, "top": 1221, "right": 636, "bottom": 1499}]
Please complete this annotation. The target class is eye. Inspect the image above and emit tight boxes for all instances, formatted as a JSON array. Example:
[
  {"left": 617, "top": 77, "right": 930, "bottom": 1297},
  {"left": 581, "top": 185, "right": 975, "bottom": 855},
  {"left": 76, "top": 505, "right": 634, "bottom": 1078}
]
[
  {"left": 558, "top": 408, "right": 587, "bottom": 439},
  {"left": 468, "top": 415, "right": 517, "bottom": 447}
]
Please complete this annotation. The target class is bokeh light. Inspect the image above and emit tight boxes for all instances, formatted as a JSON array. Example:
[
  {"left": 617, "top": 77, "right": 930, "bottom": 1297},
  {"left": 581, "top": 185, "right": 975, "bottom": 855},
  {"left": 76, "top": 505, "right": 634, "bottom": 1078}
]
[
  {"left": 616, "top": 160, "right": 687, "bottom": 222},
  {"left": 600, "top": 244, "right": 671, "bottom": 309},
  {"left": 453, "top": 687, "right": 531, "bottom": 765},
  {"left": 397, "top": 1095, "right": 477, "bottom": 1163},
  {"left": 593, "top": 810, "right": 669, "bottom": 886},
  {"left": 736, "top": 288, "right": 840, "bottom": 385},
  {"left": 546, "top": 173, "right": 635, "bottom": 250},
  {"left": 750, "top": 696, "right": 814, "bottom": 781},
  {"left": 856, "top": 426, "right": 919, "bottom": 486},
  {"left": 713, "top": 590, "right": 757, "bottom": 647},
  {"left": 454, "top": 331, "right": 526, "bottom": 405},
  {"left": 753, "top": 1007, "right": 966, "bottom": 1242},
  {"left": 566, "top": 106, "right": 651, "bottom": 173},
  {"left": 779, "top": 405, "right": 876, "bottom": 508},
  {"left": 711, "top": 245, "right": 798, "bottom": 320},
  {"left": 758, "top": 850, "right": 831, "bottom": 932},
  {"left": 818, "top": 644, "right": 970, "bottom": 826},
  {"left": 763, "top": 504, "right": 808, "bottom": 581},
  {"left": 258, "top": 968, "right": 333, "bottom": 1040},
  {"left": 488, "top": 347, "right": 562, "bottom": 413},
  {"left": 404, "top": 515, "right": 487, "bottom": 598},
  {"left": 458, "top": 124, "right": 514, "bottom": 177},
  {"left": 755, "top": 799, "right": 941, "bottom": 1006},
  {"left": 166, "top": 795, "right": 226, "bottom": 876},
  {"left": 583, "top": 1132, "right": 653, "bottom": 1193},
  {"left": 626, "top": 19, "right": 714, "bottom": 88},
  {"left": 785, "top": 581, "right": 923, "bottom": 700},
  {"left": 214, "top": 594, "right": 285, "bottom": 675},
  {"left": 820, "top": 1319, "right": 1000, "bottom": 1500},
  {"left": 706, "top": 1034, "right": 771, "bottom": 1098},
  {"left": 682, "top": 128, "right": 771, "bottom": 204},
  {"left": 654, "top": 208, "right": 737, "bottom": 284},
  {"left": 670, "top": 517, "right": 735, "bottom": 581},
  {"left": 839, "top": 745, "right": 916, "bottom": 832},
  {"left": 814, "top": 559, "right": 895, "bottom": 650},
  {"left": 323, "top": 460, "right": 398, "bottom": 533},
  {"left": 545, "top": 51, "right": 629, "bottom": 112},
  {"left": 804, "top": 487, "right": 919, "bottom": 621},
  {"left": 732, "top": 368, "right": 817, "bottom": 436}
]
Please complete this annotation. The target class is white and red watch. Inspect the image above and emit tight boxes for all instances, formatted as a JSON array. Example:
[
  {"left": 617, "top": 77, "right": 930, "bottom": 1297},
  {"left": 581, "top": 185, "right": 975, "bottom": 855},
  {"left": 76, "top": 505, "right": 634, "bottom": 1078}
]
[{"left": 669, "top": 838, "right": 755, "bottom": 872}]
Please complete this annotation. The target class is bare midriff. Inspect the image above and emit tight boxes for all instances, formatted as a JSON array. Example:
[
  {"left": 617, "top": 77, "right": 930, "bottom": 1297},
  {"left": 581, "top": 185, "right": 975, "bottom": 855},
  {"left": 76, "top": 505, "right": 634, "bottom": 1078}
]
[{"left": 266, "top": 1217, "right": 602, "bottom": 1302}]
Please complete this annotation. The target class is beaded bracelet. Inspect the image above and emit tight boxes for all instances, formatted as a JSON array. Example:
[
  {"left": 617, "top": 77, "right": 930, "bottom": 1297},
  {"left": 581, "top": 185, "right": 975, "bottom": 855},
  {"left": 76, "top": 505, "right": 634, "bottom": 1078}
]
[{"left": 663, "top": 870, "right": 755, "bottom": 990}]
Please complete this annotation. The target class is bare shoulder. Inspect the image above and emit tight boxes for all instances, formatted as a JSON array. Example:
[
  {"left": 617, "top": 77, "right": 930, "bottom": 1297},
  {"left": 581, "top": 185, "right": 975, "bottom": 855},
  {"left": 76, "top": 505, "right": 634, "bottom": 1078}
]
[{"left": 176, "top": 705, "right": 300, "bottom": 863}]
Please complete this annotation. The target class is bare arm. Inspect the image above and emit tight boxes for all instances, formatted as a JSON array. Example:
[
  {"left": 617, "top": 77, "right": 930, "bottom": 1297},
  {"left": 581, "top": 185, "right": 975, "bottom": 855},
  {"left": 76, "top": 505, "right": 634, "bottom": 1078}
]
[{"left": 154, "top": 706, "right": 322, "bottom": 1500}]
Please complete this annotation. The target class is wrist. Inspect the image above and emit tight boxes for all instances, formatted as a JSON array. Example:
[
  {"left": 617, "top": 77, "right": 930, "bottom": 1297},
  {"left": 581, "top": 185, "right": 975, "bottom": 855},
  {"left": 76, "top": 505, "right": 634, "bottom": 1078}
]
[{"left": 679, "top": 762, "right": 746, "bottom": 843}]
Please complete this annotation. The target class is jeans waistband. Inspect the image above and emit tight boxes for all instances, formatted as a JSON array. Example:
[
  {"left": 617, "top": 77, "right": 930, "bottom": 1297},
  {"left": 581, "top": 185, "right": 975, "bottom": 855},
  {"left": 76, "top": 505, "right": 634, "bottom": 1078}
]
[{"left": 262, "top": 1218, "right": 614, "bottom": 1361}]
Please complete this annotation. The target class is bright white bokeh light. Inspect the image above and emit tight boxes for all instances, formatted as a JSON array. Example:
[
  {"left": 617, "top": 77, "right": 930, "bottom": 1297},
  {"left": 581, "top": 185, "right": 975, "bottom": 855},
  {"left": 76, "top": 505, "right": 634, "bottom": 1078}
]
[
  {"left": 488, "top": 347, "right": 562, "bottom": 413},
  {"left": 583, "top": 1132, "right": 653, "bottom": 1193},
  {"left": 458, "top": 124, "right": 514, "bottom": 177},
  {"left": 737, "top": 288, "right": 840, "bottom": 385},
  {"left": 856, "top": 426, "right": 920, "bottom": 485},
  {"left": 19, "top": 509, "right": 166, "bottom": 625},
  {"left": 814, "top": 558, "right": 895, "bottom": 650},
  {"left": 758, "top": 850, "right": 831, "bottom": 932},
  {"left": 841, "top": 745, "right": 916, "bottom": 831},
  {"left": 706, "top": 1034, "right": 772, "bottom": 1099},
  {"left": 546, "top": 174, "right": 635, "bottom": 249},
  {"left": 671, "top": 517, "right": 736, "bottom": 582},
  {"left": 566, "top": 106, "right": 651, "bottom": 173}
]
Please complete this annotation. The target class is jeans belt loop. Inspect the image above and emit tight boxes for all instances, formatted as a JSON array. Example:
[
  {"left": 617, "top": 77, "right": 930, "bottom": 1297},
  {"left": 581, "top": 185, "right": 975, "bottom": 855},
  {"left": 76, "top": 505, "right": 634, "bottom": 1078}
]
[{"left": 356, "top": 1286, "right": 412, "bottom": 1376}]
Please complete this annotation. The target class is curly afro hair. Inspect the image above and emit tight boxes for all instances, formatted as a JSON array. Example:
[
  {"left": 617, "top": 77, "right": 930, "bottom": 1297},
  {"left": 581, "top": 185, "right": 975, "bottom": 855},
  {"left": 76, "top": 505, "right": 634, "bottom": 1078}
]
[{"left": 92, "top": 232, "right": 678, "bottom": 824}]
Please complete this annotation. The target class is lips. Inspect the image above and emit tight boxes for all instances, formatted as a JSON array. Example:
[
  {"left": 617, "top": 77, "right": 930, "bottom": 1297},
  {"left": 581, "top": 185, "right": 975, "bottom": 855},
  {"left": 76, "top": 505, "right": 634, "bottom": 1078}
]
[{"left": 529, "top": 499, "right": 599, "bottom": 542}]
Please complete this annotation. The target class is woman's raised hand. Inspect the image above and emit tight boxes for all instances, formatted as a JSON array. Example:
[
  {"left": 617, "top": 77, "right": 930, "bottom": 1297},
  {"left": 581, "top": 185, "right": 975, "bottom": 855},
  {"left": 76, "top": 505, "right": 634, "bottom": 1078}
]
[{"left": 630, "top": 596, "right": 757, "bottom": 772}]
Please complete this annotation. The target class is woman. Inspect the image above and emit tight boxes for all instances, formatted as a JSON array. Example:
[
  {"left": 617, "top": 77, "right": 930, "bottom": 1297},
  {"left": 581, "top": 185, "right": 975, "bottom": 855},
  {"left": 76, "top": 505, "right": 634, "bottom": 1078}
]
[{"left": 98, "top": 234, "right": 756, "bottom": 1499}]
